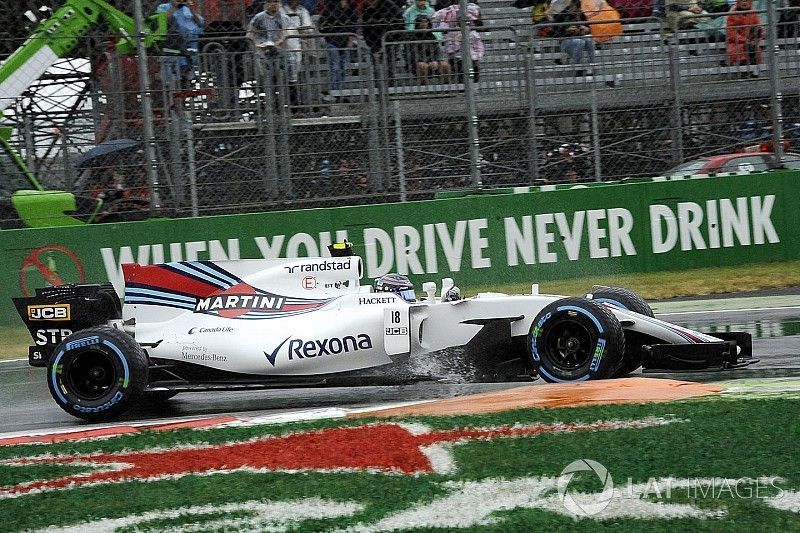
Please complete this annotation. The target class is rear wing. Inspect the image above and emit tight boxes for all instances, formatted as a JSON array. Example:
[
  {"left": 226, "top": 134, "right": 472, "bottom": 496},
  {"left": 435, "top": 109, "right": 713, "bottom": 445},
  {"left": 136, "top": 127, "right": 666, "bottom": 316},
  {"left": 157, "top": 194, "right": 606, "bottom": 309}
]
[{"left": 12, "top": 284, "right": 122, "bottom": 366}]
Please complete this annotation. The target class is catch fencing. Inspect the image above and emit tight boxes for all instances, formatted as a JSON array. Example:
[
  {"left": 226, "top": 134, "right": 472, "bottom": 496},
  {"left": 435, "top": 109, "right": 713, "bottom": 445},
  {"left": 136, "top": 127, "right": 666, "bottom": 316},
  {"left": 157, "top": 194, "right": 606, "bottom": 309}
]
[{"left": 1, "top": 3, "right": 798, "bottom": 222}]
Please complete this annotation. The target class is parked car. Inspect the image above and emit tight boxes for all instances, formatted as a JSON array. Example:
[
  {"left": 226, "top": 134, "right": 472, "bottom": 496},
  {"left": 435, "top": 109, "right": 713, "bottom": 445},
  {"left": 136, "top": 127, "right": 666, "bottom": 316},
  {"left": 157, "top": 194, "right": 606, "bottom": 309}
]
[{"left": 665, "top": 151, "right": 800, "bottom": 177}]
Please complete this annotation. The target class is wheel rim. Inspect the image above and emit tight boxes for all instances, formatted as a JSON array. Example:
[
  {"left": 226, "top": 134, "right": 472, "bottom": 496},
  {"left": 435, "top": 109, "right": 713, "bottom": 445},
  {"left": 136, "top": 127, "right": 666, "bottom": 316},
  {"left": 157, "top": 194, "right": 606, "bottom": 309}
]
[
  {"left": 544, "top": 317, "right": 594, "bottom": 372},
  {"left": 64, "top": 350, "right": 118, "bottom": 401}
]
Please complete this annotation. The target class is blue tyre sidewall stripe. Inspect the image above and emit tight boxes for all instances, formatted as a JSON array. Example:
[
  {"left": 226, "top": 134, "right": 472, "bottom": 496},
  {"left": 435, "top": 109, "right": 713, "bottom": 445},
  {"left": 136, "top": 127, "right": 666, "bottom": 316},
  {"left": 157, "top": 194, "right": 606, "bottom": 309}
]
[
  {"left": 593, "top": 298, "right": 628, "bottom": 311},
  {"left": 534, "top": 304, "right": 606, "bottom": 381},
  {"left": 51, "top": 336, "right": 130, "bottom": 407},
  {"left": 555, "top": 305, "right": 604, "bottom": 333},
  {"left": 538, "top": 366, "right": 591, "bottom": 383},
  {"left": 103, "top": 339, "right": 130, "bottom": 388},
  {"left": 50, "top": 350, "right": 68, "bottom": 404}
]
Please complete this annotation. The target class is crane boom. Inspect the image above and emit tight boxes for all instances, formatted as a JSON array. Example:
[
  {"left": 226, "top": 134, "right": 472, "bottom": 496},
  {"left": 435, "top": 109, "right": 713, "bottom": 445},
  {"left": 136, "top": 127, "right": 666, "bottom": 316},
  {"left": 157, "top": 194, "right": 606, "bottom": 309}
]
[{"left": 0, "top": 0, "right": 166, "bottom": 112}]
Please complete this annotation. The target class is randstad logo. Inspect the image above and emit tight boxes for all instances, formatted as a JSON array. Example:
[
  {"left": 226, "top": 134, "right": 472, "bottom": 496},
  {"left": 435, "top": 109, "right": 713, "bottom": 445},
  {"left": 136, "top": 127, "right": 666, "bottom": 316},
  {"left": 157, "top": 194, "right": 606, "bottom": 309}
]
[{"left": 557, "top": 459, "right": 614, "bottom": 517}]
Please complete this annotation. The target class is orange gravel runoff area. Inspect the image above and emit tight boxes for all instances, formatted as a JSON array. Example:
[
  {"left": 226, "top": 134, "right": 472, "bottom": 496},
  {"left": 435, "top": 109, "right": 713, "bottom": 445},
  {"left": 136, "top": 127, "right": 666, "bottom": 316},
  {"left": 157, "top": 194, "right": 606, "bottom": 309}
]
[{"left": 349, "top": 377, "right": 725, "bottom": 418}]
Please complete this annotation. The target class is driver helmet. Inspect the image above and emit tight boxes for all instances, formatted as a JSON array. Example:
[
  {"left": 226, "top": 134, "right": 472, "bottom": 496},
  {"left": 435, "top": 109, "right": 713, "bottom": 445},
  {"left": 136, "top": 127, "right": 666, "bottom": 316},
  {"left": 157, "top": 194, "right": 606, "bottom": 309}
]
[{"left": 373, "top": 273, "right": 416, "bottom": 302}]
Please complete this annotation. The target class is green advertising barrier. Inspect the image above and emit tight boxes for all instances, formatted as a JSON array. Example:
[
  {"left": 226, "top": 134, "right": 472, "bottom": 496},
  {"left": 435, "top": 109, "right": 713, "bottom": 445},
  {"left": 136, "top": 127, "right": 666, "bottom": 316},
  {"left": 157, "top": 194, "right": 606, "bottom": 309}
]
[{"left": 1, "top": 171, "right": 798, "bottom": 325}]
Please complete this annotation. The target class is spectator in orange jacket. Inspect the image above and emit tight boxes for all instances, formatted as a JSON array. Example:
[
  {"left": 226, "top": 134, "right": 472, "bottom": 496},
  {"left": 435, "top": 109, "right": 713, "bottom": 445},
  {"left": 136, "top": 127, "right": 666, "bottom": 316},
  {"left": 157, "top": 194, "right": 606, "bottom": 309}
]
[{"left": 726, "top": 0, "right": 764, "bottom": 77}]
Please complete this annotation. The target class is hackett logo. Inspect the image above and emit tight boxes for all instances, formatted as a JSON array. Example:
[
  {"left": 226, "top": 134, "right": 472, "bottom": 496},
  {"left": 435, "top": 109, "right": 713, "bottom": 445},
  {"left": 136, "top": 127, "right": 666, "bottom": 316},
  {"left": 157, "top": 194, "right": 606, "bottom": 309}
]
[{"left": 0, "top": 418, "right": 674, "bottom": 499}]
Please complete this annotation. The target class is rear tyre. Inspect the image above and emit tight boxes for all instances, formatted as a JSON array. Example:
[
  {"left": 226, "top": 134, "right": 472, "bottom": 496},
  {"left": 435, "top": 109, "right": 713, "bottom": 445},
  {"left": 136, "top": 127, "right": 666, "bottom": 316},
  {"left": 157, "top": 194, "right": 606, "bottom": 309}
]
[
  {"left": 529, "top": 297, "right": 624, "bottom": 382},
  {"left": 587, "top": 286, "right": 653, "bottom": 376},
  {"left": 47, "top": 326, "right": 147, "bottom": 421}
]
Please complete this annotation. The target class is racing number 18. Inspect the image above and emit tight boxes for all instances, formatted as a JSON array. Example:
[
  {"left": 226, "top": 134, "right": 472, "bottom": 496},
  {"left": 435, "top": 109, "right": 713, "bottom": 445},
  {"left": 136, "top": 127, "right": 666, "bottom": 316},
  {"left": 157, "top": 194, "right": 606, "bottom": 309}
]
[{"left": 391, "top": 311, "right": 401, "bottom": 324}]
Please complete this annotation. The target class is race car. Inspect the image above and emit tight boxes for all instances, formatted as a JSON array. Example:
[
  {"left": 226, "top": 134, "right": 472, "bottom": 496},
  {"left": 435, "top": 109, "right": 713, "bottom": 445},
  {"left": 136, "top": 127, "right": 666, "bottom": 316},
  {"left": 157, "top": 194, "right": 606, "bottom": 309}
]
[{"left": 13, "top": 243, "right": 756, "bottom": 420}]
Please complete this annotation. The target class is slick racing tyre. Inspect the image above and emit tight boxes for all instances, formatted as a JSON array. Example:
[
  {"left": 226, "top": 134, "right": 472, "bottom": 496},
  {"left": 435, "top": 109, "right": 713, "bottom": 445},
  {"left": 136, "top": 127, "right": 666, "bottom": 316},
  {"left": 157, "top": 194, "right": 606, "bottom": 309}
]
[
  {"left": 529, "top": 297, "right": 624, "bottom": 382},
  {"left": 47, "top": 326, "right": 147, "bottom": 421},
  {"left": 587, "top": 286, "right": 653, "bottom": 376}
]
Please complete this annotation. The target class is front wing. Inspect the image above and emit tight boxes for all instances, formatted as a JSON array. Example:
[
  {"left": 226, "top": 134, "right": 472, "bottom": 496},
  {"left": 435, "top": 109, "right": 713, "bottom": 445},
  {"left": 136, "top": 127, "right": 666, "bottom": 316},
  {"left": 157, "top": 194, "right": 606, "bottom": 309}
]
[{"left": 641, "top": 331, "right": 758, "bottom": 372}]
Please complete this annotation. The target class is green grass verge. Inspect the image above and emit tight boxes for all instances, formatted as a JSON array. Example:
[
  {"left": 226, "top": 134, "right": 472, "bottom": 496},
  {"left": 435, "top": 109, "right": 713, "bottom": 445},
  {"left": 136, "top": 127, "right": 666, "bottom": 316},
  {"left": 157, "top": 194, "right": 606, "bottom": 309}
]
[
  {"left": 2, "top": 259, "right": 799, "bottom": 361},
  {"left": 1, "top": 397, "right": 798, "bottom": 531},
  {"left": 496, "top": 259, "right": 800, "bottom": 301},
  {"left": 0, "top": 326, "right": 28, "bottom": 361}
]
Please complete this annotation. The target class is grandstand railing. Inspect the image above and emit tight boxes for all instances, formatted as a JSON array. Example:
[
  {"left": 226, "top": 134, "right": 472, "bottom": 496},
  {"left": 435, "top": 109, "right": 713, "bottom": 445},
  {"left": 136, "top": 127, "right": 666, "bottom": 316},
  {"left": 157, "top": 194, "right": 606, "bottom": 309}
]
[{"left": 2, "top": 6, "right": 798, "bottom": 222}]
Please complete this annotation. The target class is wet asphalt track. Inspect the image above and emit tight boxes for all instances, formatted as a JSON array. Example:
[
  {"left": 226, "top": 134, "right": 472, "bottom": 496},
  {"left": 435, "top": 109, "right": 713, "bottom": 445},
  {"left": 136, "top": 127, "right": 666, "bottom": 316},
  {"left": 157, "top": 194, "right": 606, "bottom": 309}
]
[{"left": 1, "top": 297, "right": 798, "bottom": 435}]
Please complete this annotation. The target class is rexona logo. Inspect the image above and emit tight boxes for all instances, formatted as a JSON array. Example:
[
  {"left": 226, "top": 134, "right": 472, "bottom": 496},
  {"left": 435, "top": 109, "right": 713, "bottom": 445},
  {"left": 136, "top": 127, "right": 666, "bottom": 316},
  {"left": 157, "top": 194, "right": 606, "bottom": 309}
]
[
  {"left": 264, "top": 334, "right": 372, "bottom": 366},
  {"left": 284, "top": 259, "right": 352, "bottom": 275},
  {"left": 26, "top": 304, "right": 70, "bottom": 321}
]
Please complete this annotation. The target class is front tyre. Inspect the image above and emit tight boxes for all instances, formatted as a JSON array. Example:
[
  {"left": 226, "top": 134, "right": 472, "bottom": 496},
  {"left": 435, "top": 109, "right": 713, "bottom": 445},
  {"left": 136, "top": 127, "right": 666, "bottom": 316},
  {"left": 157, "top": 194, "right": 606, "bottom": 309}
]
[
  {"left": 529, "top": 297, "right": 624, "bottom": 382},
  {"left": 47, "top": 326, "right": 147, "bottom": 421},
  {"left": 587, "top": 286, "right": 653, "bottom": 376}
]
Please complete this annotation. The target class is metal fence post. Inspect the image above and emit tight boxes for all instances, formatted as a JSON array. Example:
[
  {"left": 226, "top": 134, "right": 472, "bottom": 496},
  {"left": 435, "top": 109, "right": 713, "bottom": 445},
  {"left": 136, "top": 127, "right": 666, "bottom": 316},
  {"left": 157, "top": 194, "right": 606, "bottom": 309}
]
[
  {"left": 524, "top": 48, "right": 539, "bottom": 184},
  {"left": 363, "top": 46, "right": 385, "bottom": 194},
  {"left": 22, "top": 113, "right": 37, "bottom": 177},
  {"left": 258, "top": 54, "right": 280, "bottom": 198},
  {"left": 393, "top": 100, "right": 407, "bottom": 202},
  {"left": 378, "top": 40, "right": 394, "bottom": 193},
  {"left": 589, "top": 77, "right": 602, "bottom": 182},
  {"left": 458, "top": 0, "right": 481, "bottom": 188},
  {"left": 275, "top": 54, "right": 292, "bottom": 198},
  {"left": 765, "top": 1, "right": 784, "bottom": 163},
  {"left": 666, "top": 27, "right": 684, "bottom": 165},
  {"left": 133, "top": 0, "right": 162, "bottom": 213},
  {"left": 183, "top": 107, "right": 199, "bottom": 217}
]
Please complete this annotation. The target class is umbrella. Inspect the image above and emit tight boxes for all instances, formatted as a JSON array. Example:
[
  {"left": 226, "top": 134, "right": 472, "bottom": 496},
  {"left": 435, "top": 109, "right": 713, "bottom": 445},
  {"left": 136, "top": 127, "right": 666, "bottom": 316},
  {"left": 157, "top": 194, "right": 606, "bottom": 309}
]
[{"left": 74, "top": 138, "right": 139, "bottom": 169}]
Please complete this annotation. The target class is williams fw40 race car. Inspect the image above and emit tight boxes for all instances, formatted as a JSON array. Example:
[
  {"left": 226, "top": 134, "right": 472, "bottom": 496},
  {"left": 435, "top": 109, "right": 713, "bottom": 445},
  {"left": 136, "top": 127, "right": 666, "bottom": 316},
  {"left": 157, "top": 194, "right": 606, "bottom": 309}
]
[{"left": 14, "top": 245, "right": 757, "bottom": 420}]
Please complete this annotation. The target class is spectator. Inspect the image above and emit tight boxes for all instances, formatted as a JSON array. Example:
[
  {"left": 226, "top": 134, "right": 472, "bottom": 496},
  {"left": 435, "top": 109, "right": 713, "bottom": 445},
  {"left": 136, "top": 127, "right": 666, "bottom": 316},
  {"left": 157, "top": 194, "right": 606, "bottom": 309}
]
[
  {"left": 361, "top": 0, "right": 405, "bottom": 75},
  {"left": 665, "top": 0, "right": 711, "bottom": 30},
  {"left": 433, "top": 0, "right": 484, "bottom": 83},
  {"left": 405, "top": 0, "right": 436, "bottom": 31},
  {"left": 544, "top": 143, "right": 593, "bottom": 183},
  {"left": 407, "top": 14, "right": 451, "bottom": 84},
  {"left": 319, "top": 0, "right": 359, "bottom": 94},
  {"left": 156, "top": 0, "right": 205, "bottom": 87},
  {"left": 778, "top": 0, "right": 800, "bottom": 39},
  {"left": 551, "top": 0, "right": 595, "bottom": 76},
  {"left": 247, "top": 0, "right": 292, "bottom": 104},
  {"left": 247, "top": 0, "right": 291, "bottom": 52},
  {"left": 726, "top": 0, "right": 763, "bottom": 77},
  {"left": 652, "top": 0, "right": 665, "bottom": 18},
  {"left": 280, "top": 0, "right": 315, "bottom": 105},
  {"left": 530, "top": 0, "right": 553, "bottom": 37},
  {"left": 607, "top": 0, "right": 653, "bottom": 18},
  {"left": 703, "top": 0, "right": 731, "bottom": 13}
]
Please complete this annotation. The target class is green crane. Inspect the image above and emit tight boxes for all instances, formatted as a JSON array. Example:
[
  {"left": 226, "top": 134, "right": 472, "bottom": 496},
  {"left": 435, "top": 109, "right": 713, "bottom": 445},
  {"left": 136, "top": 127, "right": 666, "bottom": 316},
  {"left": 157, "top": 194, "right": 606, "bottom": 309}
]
[{"left": 0, "top": 0, "right": 167, "bottom": 229}]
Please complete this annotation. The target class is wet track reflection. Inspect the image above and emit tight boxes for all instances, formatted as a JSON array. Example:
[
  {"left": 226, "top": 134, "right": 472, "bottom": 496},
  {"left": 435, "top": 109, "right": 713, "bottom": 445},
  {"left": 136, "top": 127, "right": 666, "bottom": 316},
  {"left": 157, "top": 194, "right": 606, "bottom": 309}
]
[{"left": 1, "top": 306, "right": 798, "bottom": 435}]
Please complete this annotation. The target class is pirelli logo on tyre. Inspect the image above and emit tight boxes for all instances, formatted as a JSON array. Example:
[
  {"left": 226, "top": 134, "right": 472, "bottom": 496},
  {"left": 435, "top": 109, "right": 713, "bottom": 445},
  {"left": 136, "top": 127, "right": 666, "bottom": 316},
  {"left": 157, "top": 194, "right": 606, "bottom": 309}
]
[{"left": 27, "top": 304, "right": 71, "bottom": 321}]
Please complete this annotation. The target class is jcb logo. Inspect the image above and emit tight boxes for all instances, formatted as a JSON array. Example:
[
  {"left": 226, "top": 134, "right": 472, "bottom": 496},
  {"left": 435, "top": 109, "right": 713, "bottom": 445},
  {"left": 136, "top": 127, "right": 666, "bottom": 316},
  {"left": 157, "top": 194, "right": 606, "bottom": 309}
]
[{"left": 27, "top": 304, "right": 71, "bottom": 321}]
